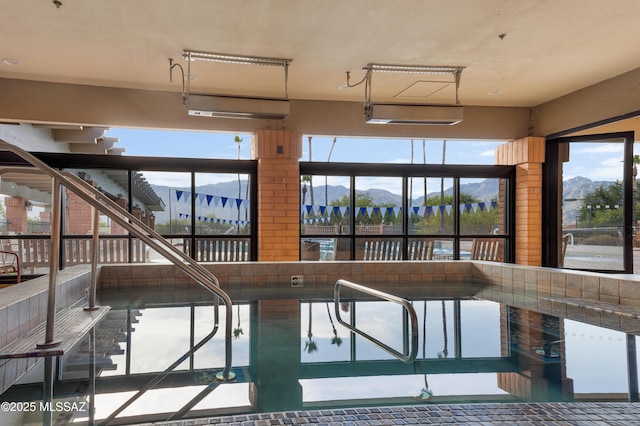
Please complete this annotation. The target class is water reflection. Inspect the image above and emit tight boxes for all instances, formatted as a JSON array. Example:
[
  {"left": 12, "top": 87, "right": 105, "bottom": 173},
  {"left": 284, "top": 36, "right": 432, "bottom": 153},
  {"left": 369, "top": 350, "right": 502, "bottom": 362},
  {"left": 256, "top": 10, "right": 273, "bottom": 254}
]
[{"left": 0, "top": 295, "right": 639, "bottom": 424}]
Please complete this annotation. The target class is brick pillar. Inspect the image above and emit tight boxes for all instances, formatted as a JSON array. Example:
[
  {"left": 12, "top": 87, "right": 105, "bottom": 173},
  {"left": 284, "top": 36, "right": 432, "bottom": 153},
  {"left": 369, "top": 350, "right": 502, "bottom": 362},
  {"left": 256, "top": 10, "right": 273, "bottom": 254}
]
[
  {"left": 147, "top": 212, "right": 155, "bottom": 229},
  {"left": 495, "top": 137, "right": 545, "bottom": 266},
  {"left": 111, "top": 195, "right": 127, "bottom": 234},
  {"left": 65, "top": 189, "right": 94, "bottom": 234},
  {"left": 5, "top": 197, "right": 28, "bottom": 234},
  {"left": 498, "top": 306, "right": 573, "bottom": 401},
  {"left": 132, "top": 206, "right": 142, "bottom": 221},
  {"left": 252, "top": 129, "right": 302, "bottom": 261}
]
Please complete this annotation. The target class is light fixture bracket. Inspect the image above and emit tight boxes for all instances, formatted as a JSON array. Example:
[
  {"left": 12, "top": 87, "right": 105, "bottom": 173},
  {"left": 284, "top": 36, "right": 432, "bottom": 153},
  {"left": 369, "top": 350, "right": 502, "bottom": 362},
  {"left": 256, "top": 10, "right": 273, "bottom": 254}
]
[
  {"left": 182, "top": 50, "right": 292, "bottom": 68},
  {"left": 169, "top": 50, "right": 293, "bottom": 118},
  {"left": 182, "top": 49, "right": 292, "bottom": 99},
  {"left": 362, "top": 63, "right": 465, "bottom": 106},
  {"left": 344, "top": 63, "right": 466, "bottom": 125}
]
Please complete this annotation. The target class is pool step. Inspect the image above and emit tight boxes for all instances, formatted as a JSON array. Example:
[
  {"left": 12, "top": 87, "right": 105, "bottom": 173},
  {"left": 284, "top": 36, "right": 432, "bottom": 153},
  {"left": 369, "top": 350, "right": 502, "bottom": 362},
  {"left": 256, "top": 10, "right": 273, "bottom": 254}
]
[{"left": 0, "top": 306, "right": 110, "bottom": 359}]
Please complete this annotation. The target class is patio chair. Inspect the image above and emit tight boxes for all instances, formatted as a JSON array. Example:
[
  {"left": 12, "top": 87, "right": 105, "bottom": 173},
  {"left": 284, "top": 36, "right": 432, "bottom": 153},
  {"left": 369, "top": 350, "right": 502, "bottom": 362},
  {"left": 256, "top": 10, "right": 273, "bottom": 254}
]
[
  {"left": 0, "top": 250, "right": 21, "bottom": 283},
  {"left": 408, "top": 239, "right": 435, "bottom": 260},
  {"left": 363, "top": 240, "right": 401, "bottom": 260},
  {"left": 470, "top": 238, "right": 502, "bottom": 262}
]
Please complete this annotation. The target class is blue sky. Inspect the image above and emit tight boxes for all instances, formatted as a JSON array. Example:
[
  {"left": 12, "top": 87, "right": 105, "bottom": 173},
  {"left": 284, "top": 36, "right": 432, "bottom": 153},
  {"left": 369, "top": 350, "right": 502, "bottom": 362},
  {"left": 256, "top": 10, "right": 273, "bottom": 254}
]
[
  {"left": 104, "top": 128, "right": 629, "bottom": 190},
  {"left": 105, "top": 128, "right": 503, "bottom": 190},
  {"left": 105, "top": 128, "right": 501, "bottom": 164}
]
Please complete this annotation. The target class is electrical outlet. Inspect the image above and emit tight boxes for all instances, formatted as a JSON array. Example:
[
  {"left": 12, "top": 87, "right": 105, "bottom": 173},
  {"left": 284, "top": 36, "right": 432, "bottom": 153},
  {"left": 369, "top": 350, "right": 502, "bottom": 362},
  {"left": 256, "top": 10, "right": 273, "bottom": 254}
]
[{"left": 291, "top": 275, "right": 304, "bottom": 287}]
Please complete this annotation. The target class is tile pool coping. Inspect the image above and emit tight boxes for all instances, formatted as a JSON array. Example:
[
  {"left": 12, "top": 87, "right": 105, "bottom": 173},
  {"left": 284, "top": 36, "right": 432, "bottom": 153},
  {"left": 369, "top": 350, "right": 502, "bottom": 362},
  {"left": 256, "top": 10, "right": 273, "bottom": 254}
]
[
  {"left": 98, "top": 260, "right": 640, "bottom": 310},
  {"left": 143, "top": 402, "right": 640, "bottom": 425}
]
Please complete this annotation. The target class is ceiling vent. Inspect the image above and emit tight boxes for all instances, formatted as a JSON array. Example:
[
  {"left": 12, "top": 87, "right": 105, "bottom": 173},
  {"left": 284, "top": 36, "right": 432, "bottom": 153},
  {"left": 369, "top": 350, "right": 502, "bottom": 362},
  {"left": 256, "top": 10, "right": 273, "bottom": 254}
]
[
  {"left": 365, "top": 103, "right": 463, "bottom": 125},
  {"left": 188, "top": 95, "right": 290, "bottom": 120}
]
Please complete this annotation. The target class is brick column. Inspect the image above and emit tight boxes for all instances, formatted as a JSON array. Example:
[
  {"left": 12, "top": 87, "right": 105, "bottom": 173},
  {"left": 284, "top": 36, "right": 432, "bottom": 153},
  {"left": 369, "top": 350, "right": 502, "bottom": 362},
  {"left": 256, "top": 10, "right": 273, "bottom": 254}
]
[
  {"left": 495, "top": 137, "right": 545, "bottom": 266},
  {"left": 252, "top": 129, "right": 302, "bottom": 261},
  {"left": 65, "top": 189, "right": 94, "bottom": 234},
  {"left": 111, "top": 195, "right": 127, "bottom": 234},
  {"left": 498, "top": 306, "right": 573, "bottom": 401},
  {"left": 5, "top": 197, "right": 28, "bottom": 234}
]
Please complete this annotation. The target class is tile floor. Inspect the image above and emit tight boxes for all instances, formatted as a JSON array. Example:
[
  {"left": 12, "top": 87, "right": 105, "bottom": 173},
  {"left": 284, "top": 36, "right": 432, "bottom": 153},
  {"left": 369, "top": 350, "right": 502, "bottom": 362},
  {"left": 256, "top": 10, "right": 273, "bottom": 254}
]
[{"left": 143, "top": 402, "right": 640, "bottom": 425}]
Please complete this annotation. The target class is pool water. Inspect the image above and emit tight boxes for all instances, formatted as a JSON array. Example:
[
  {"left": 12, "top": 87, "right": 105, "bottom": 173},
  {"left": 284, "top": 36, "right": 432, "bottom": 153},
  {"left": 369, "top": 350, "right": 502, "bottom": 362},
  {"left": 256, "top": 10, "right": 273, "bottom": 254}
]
[{"left": 1, "top": 288, "right": 639, "bottom": 425}]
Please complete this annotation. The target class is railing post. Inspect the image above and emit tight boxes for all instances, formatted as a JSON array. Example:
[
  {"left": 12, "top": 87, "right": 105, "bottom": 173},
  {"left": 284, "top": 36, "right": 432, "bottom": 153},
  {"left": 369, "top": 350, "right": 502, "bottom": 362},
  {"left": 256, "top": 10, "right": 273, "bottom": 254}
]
[
  {"left": 86, "top": 205, "right": 100, "bottom": 310},
  {"left": 37, "top": 177, "right": 62, "bottom": 349}
]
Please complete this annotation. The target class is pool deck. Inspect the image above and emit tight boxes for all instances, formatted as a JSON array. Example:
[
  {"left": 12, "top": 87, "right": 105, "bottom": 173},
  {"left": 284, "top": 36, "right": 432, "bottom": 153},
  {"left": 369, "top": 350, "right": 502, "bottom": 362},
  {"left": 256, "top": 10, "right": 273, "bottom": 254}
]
[{"left": 143, "top": 402, "right": 640, "bottom": 425}]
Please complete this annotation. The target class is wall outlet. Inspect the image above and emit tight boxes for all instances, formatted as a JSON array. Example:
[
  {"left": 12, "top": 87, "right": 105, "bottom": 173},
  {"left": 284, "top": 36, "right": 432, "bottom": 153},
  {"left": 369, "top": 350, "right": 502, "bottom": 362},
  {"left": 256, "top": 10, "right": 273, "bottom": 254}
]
[{"left": 291, "top": 275, "right": 304, "bottom": 287}]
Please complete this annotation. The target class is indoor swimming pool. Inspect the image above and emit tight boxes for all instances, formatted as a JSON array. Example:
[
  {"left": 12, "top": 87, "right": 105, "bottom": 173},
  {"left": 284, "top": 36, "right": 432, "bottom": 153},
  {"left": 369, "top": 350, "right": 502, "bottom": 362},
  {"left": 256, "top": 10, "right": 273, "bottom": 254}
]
[{"left": 1, "top": 283, "right": 639, "bottom": 425}]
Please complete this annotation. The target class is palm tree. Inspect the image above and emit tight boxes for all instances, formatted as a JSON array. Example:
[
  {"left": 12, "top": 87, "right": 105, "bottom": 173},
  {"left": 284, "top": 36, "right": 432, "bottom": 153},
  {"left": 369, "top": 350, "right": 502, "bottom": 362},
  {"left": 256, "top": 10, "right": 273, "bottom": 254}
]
[
  {"left": 235, "top": 135, "right": 243, "bottom": 232},
  {"left": 423, "top": 139, "right": 427, "bottom": 205},
  {"left": 325, "top": 137, "right": 337, "bottom": 207},
  {"left": 409, "top": 139, "right": 414, "bottom": 206},
  {"left": 233, "top": 304, "right": 243, "bottom": 339},
  {"left": 304, "top": 303, "right": 318, "bottom": 353},
  {"left": 439, "top": 140, "right": 447, "bottom": 234},
  {"left": 325, "top": 302, "right": 342, "bottom": 346},
  {"left": 307, "top": 136, "right": 315, "bottom": 207},
  {"left": 439, "top": 300, "right": 449, "bottom": 358}
]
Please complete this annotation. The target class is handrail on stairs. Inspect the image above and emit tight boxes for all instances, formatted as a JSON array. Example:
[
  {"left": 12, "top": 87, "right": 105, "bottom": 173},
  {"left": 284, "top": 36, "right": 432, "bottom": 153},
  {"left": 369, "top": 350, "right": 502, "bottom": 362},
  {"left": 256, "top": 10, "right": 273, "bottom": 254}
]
[
  {"left": 334, "top": 279, "right": 418, "bottom": 363},
  {"left": 0, "top": 140, "right": 234, "bottom": 380}
]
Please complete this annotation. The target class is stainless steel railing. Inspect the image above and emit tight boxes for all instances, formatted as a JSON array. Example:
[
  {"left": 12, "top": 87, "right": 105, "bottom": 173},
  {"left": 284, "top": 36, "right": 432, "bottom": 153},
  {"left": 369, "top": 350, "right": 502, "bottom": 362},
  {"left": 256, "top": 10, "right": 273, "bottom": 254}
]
[
  {"left": 334, "top": 279, "right": 418, "bottom": 363},
  {"left": 0, "top": 140, "right": 234, "bottom": 380}
]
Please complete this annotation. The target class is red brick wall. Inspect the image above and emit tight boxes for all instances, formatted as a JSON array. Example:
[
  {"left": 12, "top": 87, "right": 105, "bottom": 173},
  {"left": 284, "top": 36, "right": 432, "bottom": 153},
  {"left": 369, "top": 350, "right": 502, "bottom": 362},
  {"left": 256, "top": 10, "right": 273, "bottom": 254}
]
[
  {"left": 4, "top": 197, "right": 28, "bottom": 234},
  {"left": 495, "top": 137, "right": 545, "bottom": 266},
  {"left": 253, "top": 129, "right": 302, "bottom": 261}
]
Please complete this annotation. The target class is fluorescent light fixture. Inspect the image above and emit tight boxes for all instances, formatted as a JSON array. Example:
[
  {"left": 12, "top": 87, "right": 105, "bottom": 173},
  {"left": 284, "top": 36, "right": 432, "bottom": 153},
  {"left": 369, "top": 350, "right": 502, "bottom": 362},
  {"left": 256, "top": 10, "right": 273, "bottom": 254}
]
[
  {"left": 364, "top": 64, "right": 464, "bottom": 75},
  {"left": 353, "top": 63, "right": 465, "bottom": 125},
  {"left": 183, "top": 50, "right": 292, "bottom": 67},
  {"left": 365, "top": 103, "right": 463, "bottom": 125},
  {"left": 188, "top": 94, "right": 290, "bottom": 120}
]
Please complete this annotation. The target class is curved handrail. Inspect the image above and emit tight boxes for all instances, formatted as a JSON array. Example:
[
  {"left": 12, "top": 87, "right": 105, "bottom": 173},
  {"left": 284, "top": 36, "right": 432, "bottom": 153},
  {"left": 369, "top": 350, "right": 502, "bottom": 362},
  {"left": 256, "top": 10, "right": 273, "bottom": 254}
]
[
  {"left": 101, "top": 309, "right": 220, "bottom": 424},
  {"left": 0, "top": 140, "right": 233, "bottom": 379},
  {"left": 334, "top": 279, "right": 418, "bottom": 363}
]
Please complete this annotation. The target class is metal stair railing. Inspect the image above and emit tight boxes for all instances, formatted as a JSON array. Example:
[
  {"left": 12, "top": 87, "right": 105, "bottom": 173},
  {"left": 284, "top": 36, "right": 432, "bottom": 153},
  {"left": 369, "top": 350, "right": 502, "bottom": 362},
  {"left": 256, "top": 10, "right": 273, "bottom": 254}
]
[
  {"left": 100, "top": 307, "right": 222, "bottom": 425},
  {"left": 0, "top": 140, "right": 234, "bottom": 381},
  {"left": 334, "top": 279, "right": 418, "bottom": 363}
]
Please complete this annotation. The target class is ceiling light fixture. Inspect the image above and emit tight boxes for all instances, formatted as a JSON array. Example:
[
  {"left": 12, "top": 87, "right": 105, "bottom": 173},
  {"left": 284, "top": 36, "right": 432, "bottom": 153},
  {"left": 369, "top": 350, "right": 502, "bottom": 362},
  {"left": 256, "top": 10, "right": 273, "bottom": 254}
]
[
  {"left": 182, "top": 50, "right": 292, "bottom": 68},
  {"left": 169, "top": 50, "right": 293, "bottom": 120},
  {"left": 365, "top": 63, "right": 463, "bottom": 75},
  {"left": 342, "top": 63, "right": 466, "bottom": 125}
]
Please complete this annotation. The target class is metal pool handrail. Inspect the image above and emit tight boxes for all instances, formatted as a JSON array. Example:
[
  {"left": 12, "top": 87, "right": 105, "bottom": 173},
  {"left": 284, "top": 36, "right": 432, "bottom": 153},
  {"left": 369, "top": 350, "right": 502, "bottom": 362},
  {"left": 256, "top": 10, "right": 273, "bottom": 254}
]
[
  {"left": 334, "top": 279, "right": 418, "bottom": 363},
  {"left": 0, "top": 140, "right": 233, "bottom": 380},
  {"left": 101, "top": 311, "right": 221, "bottom": 424}
]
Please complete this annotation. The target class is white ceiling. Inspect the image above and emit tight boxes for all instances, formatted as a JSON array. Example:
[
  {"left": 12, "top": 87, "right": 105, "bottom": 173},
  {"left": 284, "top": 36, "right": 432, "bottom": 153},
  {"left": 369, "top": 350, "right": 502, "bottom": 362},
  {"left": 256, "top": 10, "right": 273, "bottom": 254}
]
[{"left": 2, "top": 0, "right": 640, "bottom": 109}]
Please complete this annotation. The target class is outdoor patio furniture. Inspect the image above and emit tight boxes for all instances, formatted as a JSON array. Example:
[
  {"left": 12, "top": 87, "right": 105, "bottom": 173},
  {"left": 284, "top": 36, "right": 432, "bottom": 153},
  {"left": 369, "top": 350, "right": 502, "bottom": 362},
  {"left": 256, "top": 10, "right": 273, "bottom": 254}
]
[
  {"left": 0, "top": 250, "right": 20, "bottom": 283},
  {"left": 470, "top": 238, "right": 502, "bottom": 261}
]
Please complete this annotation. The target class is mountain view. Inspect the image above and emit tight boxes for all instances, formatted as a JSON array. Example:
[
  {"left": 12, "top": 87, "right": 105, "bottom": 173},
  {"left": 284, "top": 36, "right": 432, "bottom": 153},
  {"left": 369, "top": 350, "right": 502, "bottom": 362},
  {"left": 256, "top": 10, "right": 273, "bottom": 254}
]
[{"left": 149, "top": 176, "right": 614, "bottom": 224}]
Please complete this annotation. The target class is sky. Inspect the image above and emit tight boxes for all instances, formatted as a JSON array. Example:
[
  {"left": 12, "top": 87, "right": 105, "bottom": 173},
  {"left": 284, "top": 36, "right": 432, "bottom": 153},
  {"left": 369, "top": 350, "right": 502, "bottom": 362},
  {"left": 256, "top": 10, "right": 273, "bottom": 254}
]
[
  {"left": 104, "top": 128, "right": 632, "bottom": 191},
  {"left": 105, "top": 128, "right": 502, "bottom": 190}
]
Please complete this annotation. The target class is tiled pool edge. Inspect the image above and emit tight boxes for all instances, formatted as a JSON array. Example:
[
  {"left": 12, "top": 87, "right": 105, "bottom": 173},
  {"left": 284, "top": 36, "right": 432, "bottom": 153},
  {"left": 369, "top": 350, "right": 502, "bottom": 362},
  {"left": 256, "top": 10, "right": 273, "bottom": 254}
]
[
  {"left": 0, "top": 265, "right": 93, "bottom": 394},
  {"left": 471, "top": 261, "right": 640, "bottom": 309},
  {"left": 99, "top": 261, "right": 640, "bottom": 309}
]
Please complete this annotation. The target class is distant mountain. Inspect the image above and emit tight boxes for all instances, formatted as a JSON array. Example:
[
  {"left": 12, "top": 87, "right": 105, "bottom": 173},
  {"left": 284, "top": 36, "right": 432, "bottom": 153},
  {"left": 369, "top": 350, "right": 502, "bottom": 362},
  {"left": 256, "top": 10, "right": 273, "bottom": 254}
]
[
  {"left": 561, "top": 176, "right": 615, "bottom": 225},
  {"left": 149, "top": 176, "right": 613, "bottom": 224}
]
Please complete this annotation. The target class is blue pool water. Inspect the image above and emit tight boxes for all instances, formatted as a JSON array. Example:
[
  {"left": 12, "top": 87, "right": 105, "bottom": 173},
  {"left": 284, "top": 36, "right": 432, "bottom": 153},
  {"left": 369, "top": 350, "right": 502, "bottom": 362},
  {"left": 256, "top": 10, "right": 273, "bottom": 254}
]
[{"left": 1, "top": 287, "right": 639, "bottom": 425}]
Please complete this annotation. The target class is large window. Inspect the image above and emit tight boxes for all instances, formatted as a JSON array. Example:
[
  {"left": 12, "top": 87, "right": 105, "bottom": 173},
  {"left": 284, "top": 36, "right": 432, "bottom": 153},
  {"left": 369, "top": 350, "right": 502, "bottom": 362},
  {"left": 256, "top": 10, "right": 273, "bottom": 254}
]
[
  {"left": 0, "top": 153, "right": 257, "bottom": 272},
  {"left": 300, "top": 162, "right": 514, "bottom": 261}
]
